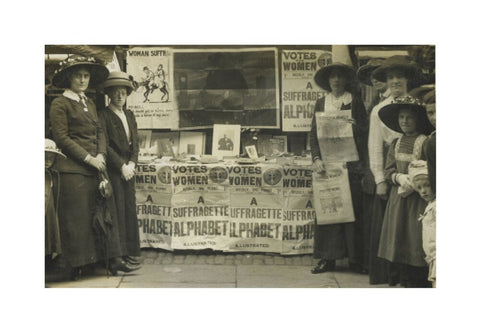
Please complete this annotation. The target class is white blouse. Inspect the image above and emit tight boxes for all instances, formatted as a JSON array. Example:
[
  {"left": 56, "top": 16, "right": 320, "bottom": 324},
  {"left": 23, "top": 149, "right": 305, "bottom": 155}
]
[{"left": 368, "top": 95, "right": 402, "bottom": 185}]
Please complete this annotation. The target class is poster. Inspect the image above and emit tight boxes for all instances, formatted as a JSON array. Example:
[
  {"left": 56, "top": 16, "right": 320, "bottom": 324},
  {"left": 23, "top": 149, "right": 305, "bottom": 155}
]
[
  {"left": 315, "top": 110, "right": 359, "bottom": 162},
  {"left": 171, "top": 163, "right": 230, "bottom": 193},
  {"left": 227, "top": 164, "right": 283, "bottom": 195},
  {"left": 282, "top": 165, "right": 313, "bottom": 196},
  {"left": 134, "top": 163, "right": 173, "bottom": 195},
  {"left": 228, "top": 193, "right": 283, "bottom": 253},
  {"left": 281, "top": 49, "right": 331, "bottom": 132},
  {"left": 312, "top": 163, "right": 355, "bottom": 225},
  {"left": 282, "top": 195, "right": 315, "bottom": 255},
  {"left": 150, "top": 131, "right": 179, "bottom": 157},
  {"left": 126, "top": 47, "right": 178, "bottom": 129},
  {"left": 136, "top": 193, "right": 173, "bottom": 250},
  {"left": 212, "top": 124, "right": 241, "bottom": 157},
  {"left": 170, "top": 192, "right": 231, "bottom": 250},
  {"left": 173, "top": 48, "right": 280, "bottom": 129}
]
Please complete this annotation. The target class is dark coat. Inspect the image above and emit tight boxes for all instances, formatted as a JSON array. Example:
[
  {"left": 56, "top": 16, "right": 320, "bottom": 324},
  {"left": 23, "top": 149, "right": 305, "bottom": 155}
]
[
  {"left": 98, "top": 107, "right": 141, "bottom": 256},
  {"left": 49, "top": 94, "right": 121, "bottom": 267},
  {"left": 309, "top": 93, "right": 368, "bottom": 263},
  {"left": 50, "top": 95, "right": 106, "bottom": 175}
]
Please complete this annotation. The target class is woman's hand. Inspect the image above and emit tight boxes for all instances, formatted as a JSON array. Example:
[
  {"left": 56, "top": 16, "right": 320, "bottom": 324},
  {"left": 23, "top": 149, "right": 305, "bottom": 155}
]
[
  {"left": 376, "top": 181, "right": 389, "bottom": 200},
  {"left": 313, "top": 159, "right": 325, "bottom": 174},
  {"left": 121, "top": 164, "right": 135, "bottom": 181},
  {"left": 86, "top": 154, "right": 106, "bottom": 171},
  {"left": 396, "top": 174, "right": 413, "bottom": 191}
]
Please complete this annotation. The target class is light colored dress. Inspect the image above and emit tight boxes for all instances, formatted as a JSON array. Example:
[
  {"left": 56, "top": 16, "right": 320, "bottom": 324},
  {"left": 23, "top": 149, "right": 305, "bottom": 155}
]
[{"left": 419, "top": 200, "right": 436, "bottom": 286}]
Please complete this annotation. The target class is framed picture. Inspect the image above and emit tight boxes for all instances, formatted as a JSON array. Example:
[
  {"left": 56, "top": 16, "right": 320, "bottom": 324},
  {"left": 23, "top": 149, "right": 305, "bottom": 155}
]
[
  {"left": 150, "top": 131, "right": 179, "bottom": 157},
  {"left": 212, "top": 124, "right": 241, "bottom": 157},
  {"left": 137, "top": 130, "right": 152, "bottom": 150},
  {"left": 178, "top": 131, "right": 206, "bottom": 155}
]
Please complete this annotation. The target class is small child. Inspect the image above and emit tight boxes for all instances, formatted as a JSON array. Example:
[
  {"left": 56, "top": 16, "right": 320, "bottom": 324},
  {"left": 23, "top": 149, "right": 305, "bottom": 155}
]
[{"left": 409, "top": 160, "right": 436, "bottom": 287}]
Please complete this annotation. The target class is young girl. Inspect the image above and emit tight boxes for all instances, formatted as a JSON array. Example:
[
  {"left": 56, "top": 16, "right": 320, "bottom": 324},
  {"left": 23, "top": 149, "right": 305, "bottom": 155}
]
[
  {"left": 377, "top": 96, "right": 435, "bottom": 287},
  {"left": 409, "top": 160, "right": 436, "bottom": 287}
]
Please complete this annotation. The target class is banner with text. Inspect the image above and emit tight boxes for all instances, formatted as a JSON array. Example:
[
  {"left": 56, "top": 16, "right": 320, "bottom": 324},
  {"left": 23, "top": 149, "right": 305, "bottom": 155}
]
[
  {"left": 228, "top": 164, "right": 283, "bottom": 195},
  {"left": 136, "top": 192, "right": 173, "bottom": 250},
  {"left": 227, "top": 193, "right": 283, "bottom": 253},
  {"left": 281, "top": 50, "right": 331, "bottom": 132},
  {"left": 282, "top": 195, "right": 316, "bottom": 255},
  {"left": 170, "top": 192, "right": 231, "bottom": 250},
  {"left": 171, "top": 164, "right": 229, "bottom": 194},
  {"left": 126, "top": 47, "right": 178, "bottom": 129}
]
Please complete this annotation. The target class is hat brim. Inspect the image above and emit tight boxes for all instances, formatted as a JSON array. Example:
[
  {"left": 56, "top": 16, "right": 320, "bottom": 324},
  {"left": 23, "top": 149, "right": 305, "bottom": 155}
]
[
  {"left": 314, "top": 64, "right": 356, "bottom": 92},
  {"left": 52, "top": 62, "right": 109, "bottom": 89},
  {"left": 357, "top": 64, "right": 380, "bottom": 86},
  {"left": 378, "top": 102, "right": 434, "bottom": 135},
  {"left": 372, "top": 63, "right": 422, "bottom": 84},
  {"left": 102, "top": 79, "right": 134, "bottom": 95},
  {"left": 45, "top": 148, "right": 66, "bottom": 158}
]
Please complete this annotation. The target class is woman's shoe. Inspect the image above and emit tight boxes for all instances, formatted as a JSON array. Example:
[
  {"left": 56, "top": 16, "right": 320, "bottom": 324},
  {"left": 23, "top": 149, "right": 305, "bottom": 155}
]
[
  {"left": 108, "top": 258, "right": 141, "bottom": 276},
  {"left": 311, "top": 259, "right": 335, "bottom": 274},
  {"left": 123, "top": 256, "right": 142, "bottom": 265}
]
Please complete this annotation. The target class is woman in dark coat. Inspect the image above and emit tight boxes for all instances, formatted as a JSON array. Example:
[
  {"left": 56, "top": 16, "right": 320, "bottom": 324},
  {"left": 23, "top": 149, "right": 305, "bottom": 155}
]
[
  {"left": 49, "top": 56, "right": 138, "bottom": 279},
  {"left": 98, "top": 71, "right": 142, "bottom": 266},
  {"left": 309, "top": 63, "right": 368, "bottom": 274}
]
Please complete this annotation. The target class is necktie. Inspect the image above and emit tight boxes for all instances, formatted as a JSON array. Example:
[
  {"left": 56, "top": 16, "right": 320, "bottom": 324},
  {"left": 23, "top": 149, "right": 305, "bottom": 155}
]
[{"left": 80, "top": 95, "right": 88, "bottom": 112}]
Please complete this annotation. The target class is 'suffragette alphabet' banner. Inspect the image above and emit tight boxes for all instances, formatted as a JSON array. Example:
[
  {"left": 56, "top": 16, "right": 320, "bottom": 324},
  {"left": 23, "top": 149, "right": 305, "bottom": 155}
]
[
  {"left": 228, "top": 193, "right": 283, "bottom": 253},
  {"left": 136, "top": 193, "right": 173, "bottom": 251},
  {"left": 281, "top": 50, "right": 331, "bottom": 132},
  {"left": 126, "top": 47, "right": 178, "bottom": 129},
  {"left": 170, "top": 192, "right": 231, "bottom": 251},
  {"left": 281, "top": 165, "right": 315, "bottom": 254}
]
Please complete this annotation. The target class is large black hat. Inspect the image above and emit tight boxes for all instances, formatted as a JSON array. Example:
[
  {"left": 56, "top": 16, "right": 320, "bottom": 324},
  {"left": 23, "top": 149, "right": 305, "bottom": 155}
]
[
  {"left": 357, "top": 58, "right": 385, "bottom": 85},
  {"left": 52, "top": 55, "right": 109, "bottom": 89},
  {"left": 371, "top": 55, "right": 422, "bottom": 84},
  {"left": 378, "top": 95, "right": 434, "bottom": 135},
  {"left": 313, "top": 62, "right": 356, "bottom": 92}
]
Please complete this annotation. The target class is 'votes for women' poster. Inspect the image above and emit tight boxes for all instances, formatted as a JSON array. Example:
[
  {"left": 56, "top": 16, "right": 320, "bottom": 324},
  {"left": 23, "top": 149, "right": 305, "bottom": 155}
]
[
  {"left": 281, "top": 49, "right": 331, "bottom": 132},
  {"left": 312, "top": 163, "right": 355, "bottom": 225},
  {"left": 126, "top": 47, "right": 178, "bottom": 129},
  {"left": 315, "top": 110, "right": 359, "bottom": 162}
]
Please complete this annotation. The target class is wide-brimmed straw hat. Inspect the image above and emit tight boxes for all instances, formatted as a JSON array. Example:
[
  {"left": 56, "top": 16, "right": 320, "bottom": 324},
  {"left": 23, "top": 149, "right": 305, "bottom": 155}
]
[
  {"left": 357, "top": 58, "right": 385, "bottom": 85},
  {"left": 409, "top": 84, "right": 435, "bottom": 102},
  {"left": 45, "top": 138, "right": 66, "bottom": 158},
  {"left": 314, "top": 62, "right": 356, "bottom": 92},
  {"left": 371, "top": 55, "right": 422, "bottom": 84},
  {"left": 378, "top": 95, "right": 434, "bottom": 135},
  {"left": 52, "top": 55, "right": 109, "bottom": 89},
  {"left": 101, "top": 71, "right": 135, "bottom": 95}
]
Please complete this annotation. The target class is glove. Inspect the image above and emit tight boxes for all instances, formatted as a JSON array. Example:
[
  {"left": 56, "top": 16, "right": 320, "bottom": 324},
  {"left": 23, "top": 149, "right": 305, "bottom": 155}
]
[
  {"left": 396, "top": 174, "right": 412, "bottom": 188},
  {"left": 121, "top": 164, "right": 135, "bottom": 181},
  {"left": 396, "top": 174, "right": 414, "bottom": 198},
  {"left": 313, "top": 159, "right": 325, "bottom": 174}
]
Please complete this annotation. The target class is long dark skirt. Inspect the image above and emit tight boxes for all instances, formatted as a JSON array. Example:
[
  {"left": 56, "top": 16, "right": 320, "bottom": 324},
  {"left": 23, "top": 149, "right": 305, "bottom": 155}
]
[
  {"left": 368, "top": 195, "right": 390, "bottom": 284},
  {"left": 313, "top": 172, "right": 363, "bottom": 264},
  {"left": 57, "top": 173, "right": 122, "bottom": 268},
  {"left": 57, "top": 173, "right": 101, "bottom": 267},
  {"left": 109, "top": 170, "right": 140, "bottom": 257}
]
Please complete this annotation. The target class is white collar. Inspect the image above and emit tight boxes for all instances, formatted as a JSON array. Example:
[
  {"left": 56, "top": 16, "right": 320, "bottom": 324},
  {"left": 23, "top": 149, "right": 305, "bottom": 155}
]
[
  {"left": 63, "top": 89, "right": 87, "bottom": 102},
  {"left": 381, "top": 89, "right": 391, "bottom": 98}
]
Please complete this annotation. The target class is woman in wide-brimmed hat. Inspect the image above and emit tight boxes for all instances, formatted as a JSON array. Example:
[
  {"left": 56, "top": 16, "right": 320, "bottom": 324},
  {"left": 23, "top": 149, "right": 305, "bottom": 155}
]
[
  {"left": 98, "top": 71, "right": 143, "bottom": 270},
  {"left": 309, "top": 63, "right": 368, "bottom": 274},
  {"left": 357, "top": 58, "right": 390, "bottom": 114},
  {"left": 366, "top": 55, "right": 423, "bottom": 285},
  {"left": 376, "top": 96, "right": 432, "bottom": 287},
  {"left": 49, "top": 55, "right": 129, "bottom": 280}
]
